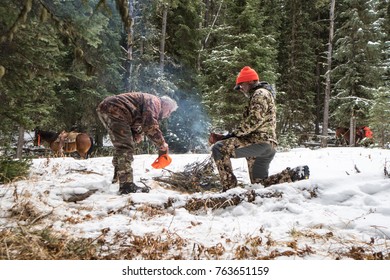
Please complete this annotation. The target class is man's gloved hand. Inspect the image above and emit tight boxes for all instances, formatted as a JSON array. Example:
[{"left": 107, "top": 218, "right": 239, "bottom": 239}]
[
  {"left": 152, "top": 143, "right": 171, "bottom": 169},
  {"left": 133, "top": 133, "right": 143, "bottom": 144},
  {"left": 208, "top": 133, "right": 225, "bottom": 144},
  {"left": 209, "top": 132, "right": 235, "bottom": 144},
  {"left": 158, "top": 142, "right": 169, "bottom": 156}
]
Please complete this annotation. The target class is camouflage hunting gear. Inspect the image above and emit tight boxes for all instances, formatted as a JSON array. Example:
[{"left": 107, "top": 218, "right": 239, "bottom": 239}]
[
  {"left": 233, "top": 85, "right": 277, "bottom": 144},
  {"left": 255, "top": 165, "right": 310, "bottom": 187},
  {"left": 97, "top": 92, "right": 169, "bottom": 187},
  {"left": 212, "top": 82, "right": 277, "bottom": 191}
]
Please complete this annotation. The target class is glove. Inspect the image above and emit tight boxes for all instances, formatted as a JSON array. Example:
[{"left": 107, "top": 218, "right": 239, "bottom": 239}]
[
  {"left": 208, "top": 132, "right": 235, "bottom": 144},
  {"left": 151, "top": 154, "right": 172, "bottom": 169},
  {"left": 133, "top": 133, "right": 143, "bottom": 144},
  {"left": 208, "top": 133, "right": 225, "bottom": 144},
  {"left": 158, "top": 142, "right": 169, "bottom": 156}
]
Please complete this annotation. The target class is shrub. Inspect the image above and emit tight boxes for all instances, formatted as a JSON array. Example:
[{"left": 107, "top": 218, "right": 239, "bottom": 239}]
[{"left": 0, "top": 157, "right": 31, "bottom": 184}]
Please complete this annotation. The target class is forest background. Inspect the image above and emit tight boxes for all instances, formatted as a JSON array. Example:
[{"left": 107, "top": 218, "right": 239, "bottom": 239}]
[{"left": 0, "top": 0, "right": 389, "bottom": 161}]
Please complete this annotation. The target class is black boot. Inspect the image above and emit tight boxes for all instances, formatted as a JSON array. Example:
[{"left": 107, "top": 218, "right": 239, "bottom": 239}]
[
  {"left": 289, "top": 165, "right": 310, "bottom": 182},
  {"left": 119, "top": 182, "right": 150, "bottom": 195}
]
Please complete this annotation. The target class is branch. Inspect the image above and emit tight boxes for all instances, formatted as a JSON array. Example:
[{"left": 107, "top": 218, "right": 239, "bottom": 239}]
[{"left": 202, "top": 0, "right": 224, "bottom": 49}]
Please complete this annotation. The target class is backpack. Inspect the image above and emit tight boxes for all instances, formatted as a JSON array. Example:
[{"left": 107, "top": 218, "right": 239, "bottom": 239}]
[{"left": 256, "top": 81, "right": 276, "bottom": 98}]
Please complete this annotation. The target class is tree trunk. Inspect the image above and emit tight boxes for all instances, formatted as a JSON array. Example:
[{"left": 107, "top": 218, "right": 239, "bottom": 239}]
[
  {"left": 197, "top": 0, "right": 224, "bottom": 70},
  {"left": 380, "top": 129, "right": 384, "bottom": 148},
  {"left": 160, "top": 4, "right": 168, "bottom": 71},
  {"left": 16, "top": 126, "right": 25, "bottom": 159},
  {"left": 350, "top": 111, "right": 356, "bottom": 147},
  {"left": 315, "top": 14, "right": 322, "bottom": 136},
  {"left": 125, "top": 0, "right": 134, "bottom": 92},
  {"left": 321, "top": 0, "right": 335, "bottom": 148},
  {"left": 315, "top": 51, "right": 321, "bottom": 134}
]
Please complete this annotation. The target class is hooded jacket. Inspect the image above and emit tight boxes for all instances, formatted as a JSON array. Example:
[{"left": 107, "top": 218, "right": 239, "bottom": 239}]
[
  {"left": 233, "top": 83, "right": 277, "bottom": 145},
  {"left": 97, "top": 92, "right": 166, "bottom": 148}
]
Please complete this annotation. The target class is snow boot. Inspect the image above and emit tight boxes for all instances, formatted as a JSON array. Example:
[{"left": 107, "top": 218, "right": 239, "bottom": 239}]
[
  {"left": 119, "top": 182, "right": 150, "bottom": 195},
  {"left": 289, "top": 165, "right": 310, "bottom": 182}
]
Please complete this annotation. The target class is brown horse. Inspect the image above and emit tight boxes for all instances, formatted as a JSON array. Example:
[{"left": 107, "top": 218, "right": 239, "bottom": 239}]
[
  {"left": 34, "top": 129, "right": 94, "bottom": 159},
  {"left": 335, "top": 127, "right": 365, "bottom": 146}
]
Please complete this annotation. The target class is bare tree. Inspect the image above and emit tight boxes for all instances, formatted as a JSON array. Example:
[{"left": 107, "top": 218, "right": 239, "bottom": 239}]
[
  {"left": 197, "top": 0, "right": 224, "bottom": 70},
  {"left": 117, "top": 0, "right": 134, "bottom": 91},
  {"left": 16, "top": 126, "right": 25, "bottom": 159},
  {"left": 159, "top": 3, "right": 168, "bottom": 71},
  {"left": 321, "top": 0, "right": 335, "bottom": 147}
]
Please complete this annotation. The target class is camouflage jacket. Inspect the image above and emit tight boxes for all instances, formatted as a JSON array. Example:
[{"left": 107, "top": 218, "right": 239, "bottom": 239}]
[
  {"left": 99, "top": 92, "right": 166, "bottom": 148},
  {"left": 233, "top": 84, "right": 277, "bottom": 145}
]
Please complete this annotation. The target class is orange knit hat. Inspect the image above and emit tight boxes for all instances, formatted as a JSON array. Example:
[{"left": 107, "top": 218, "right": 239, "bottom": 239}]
[{"left": 236, "top": 66, "right": 259, "bottom": 85}]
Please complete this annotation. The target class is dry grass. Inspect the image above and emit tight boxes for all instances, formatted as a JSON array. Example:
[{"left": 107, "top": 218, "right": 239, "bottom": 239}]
[
  {"left": 1, "top": 219, "right": 389, "bottom": 260},
  {"left": 0, "top": 226, "right": 100, "bottom": 260}
]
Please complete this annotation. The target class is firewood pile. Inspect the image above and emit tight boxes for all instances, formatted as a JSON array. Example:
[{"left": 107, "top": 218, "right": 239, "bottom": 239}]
[{"left": 153, "top": 156, "right": 222, "bottom": 193}]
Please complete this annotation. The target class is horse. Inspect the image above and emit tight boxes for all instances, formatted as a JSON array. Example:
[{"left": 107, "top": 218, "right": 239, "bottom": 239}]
[
  {"left": 335, "top": 127, "right": 366, "bottom": 146},
  {"left": 34, "top": 129, "right": 94, "bottom": 159}
]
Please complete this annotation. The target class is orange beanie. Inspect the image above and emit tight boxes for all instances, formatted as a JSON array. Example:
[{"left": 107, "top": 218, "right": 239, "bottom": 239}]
[{"left": 236, "top": 66, "right": 259, "bottom": 85}]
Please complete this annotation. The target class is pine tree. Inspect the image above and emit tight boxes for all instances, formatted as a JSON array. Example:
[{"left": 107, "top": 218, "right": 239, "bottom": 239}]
[
  {"left": 369, "top": 88, "right": 390, "bottom": 147},
  {"left": 0, "top": 0, "right": 125, "bottom": 150},
  {"left": 0, "top": 0, "right": 67, "bottom": 144},
  {"left": 52, "top": 0, "right": 123, "bottom": 134},
  {"left": 369, "top": 0, "right": 390, "bottom": 147},
  {"left": 161, "top": 0, "right": 209, "bottom": 152},
  {"left": 200, "top": 0, "right": 280, "bottom": 131},
  {"left": 331, "top": 0, "right": 382, "bottom": 127},
  {"left": 276, "top": 0, "right": 320, "bottom": 135}
]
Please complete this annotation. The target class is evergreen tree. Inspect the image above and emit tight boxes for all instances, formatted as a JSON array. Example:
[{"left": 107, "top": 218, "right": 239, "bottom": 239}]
[
  {"left": 331, "top": 0, "right": 382, "bottom": 127},
  {"left": 51, "top": 0, "right": 123, "bottom": 135},
  {"left": 369, "top": 88, "right": 390, "bottom": 147},
  {"left": 200, "top": 0, "right": 280, "bottom": 131},
  {"left": 1, "top": 0, "right": 388, "bottom": 156},
  {"left": 276, "top": 0, "right": 320, "bottom": 135},
  {"left": 0, "top": 0, "right": 67, "bottom": 146},
  {"left": 369, "top": 0, "right": 390, "bottom": 147},
  {"left": 162, "top": 0, "right": 209, "bottom": 152},
  {"left": 114, "top": 0, "right": 208, "bottom": 153},
  {"left": 1, "top": 0, "right": 124, "bottom": 150}
]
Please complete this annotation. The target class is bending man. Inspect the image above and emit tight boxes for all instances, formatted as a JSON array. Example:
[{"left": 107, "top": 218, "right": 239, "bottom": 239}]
[{"left": 97, "top": 92, "right": 177, "bottom": 194}]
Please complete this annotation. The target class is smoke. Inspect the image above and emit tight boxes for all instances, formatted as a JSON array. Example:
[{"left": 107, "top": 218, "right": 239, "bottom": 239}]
[{"left": 165, "top": 92, "right": 211, "bottom": 153}]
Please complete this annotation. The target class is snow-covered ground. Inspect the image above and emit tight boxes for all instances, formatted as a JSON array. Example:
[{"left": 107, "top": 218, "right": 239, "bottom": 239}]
[{"left": 1, "top": 146, "right": 390, "bottom": 262}]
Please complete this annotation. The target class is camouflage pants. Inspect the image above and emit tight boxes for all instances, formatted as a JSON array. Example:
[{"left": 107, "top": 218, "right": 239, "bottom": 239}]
[
  {"left": 211, "top": 138, "right": 276, "bottom": 191},
  {"left": 97, "top": 103, "right": 135, "bottom": 185},
  {"left": 254, "top": 168, "right": 294, "bottom": 187}
]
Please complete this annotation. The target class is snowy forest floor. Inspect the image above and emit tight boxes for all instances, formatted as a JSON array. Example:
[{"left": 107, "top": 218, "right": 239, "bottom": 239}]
[{"left": 1, "top": 147, "right": 390, "bottom": 260}]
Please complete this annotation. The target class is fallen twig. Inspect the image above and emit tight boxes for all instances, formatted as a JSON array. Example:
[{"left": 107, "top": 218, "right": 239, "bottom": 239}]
[
  {"left": 67, "top": 168, "right": 103, "bottom": 175},
  {"left": 64, "top": 189, "right": 98, "bottom": 203},
  {"left": 354, "top": 165, "right": 361, "bottom": 173},
  {"left": 29, "top": 210, "right": 54, "bottom": 226},
  {"left": 153, "top": 157, "right": 221, "bottom": 193}
]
